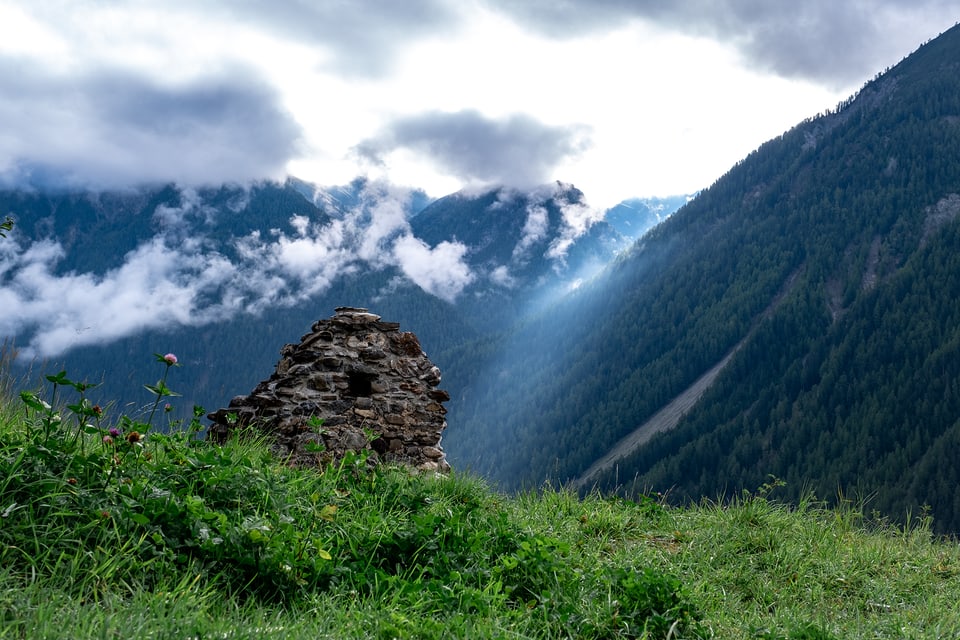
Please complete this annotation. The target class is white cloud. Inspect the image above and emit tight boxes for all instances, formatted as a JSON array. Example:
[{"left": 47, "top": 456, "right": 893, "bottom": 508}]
[
  {"left": 289, "top": 214, "right": 310, "bottom": 236},
  {"left": 547, "top": 195, "right": 605, "bottom": 261},
  {"left": 273, "top": 224, "right": 350, "bottom": 284},
  {"left": 153, "top": 188, "right": 210, "bottom": 229},
  {"left": 0, "top": 234, "right": 241, "bottom": 358},
  {"left": 227, "top": 214, "right": 364, "bottom": 309},
  {"left": 0, "top": 181, "right": 481, "bottom": 357},
  {"left": 513, "top": 204, "right": 550, "bottom": 259},
  {"left": 355, "top": 191, "right": 410, "bottom": 265},
  {"left": 489, "top": 265, "right": 516, "bottom": 288},
  {"left": 1, "top": 1, "right": 953, "bottom": 201},
  {"left": 392, "top": 234, "right": 474, "bottom": 302}
]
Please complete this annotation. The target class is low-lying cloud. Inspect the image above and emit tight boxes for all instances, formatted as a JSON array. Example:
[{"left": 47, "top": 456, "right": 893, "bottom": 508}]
[
  {"left": 0, "top": 182, "right": 472, "bottom": 359},
  {"left": 355, "top": 110, "right": 592, "bottom": 191},
  {"left": 0, "top": 177, "right": 618, "bottom": 359},
  {"left": 547, "top": 193, "right": 605, "bottom": 262},
  {"left": 393, "top": 235, "right": 475, "bottom": 301},
  {"left": 0, "top": 234, "right": 241, "bottom": 357},
  {"left": 509, "top": 183, "right": 605, "bottom": 264},
  {"left": 513, "top": 204, "right": 550, "bottom": 260}
]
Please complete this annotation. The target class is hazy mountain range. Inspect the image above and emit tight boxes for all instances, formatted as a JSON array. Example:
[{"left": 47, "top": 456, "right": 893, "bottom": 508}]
[
  {"left": 4, "top": 23, "right": 960, "bottom": 532},
  {"left": 0, "top": 176, "right": 681, "bottom": 414}
]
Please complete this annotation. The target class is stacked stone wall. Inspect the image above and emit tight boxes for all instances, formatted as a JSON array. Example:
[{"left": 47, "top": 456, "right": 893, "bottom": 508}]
[{"left": 208, "top": 307, "right": 450, "bottom": 472}]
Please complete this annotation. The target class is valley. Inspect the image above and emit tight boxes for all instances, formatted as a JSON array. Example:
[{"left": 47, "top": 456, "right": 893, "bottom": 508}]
[{"left": 4, "top": 23, "right": 960, "bottom": 533}]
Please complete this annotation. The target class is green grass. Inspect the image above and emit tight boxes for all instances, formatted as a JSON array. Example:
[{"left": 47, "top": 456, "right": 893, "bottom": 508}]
[{"left": 2, "top": 366, "right": 960, "bottom": 638}]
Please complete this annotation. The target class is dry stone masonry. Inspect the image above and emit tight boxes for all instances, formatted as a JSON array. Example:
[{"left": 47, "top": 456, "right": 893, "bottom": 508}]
[{"left": 207, "top": 307, "right": 451, "bottom": 473}]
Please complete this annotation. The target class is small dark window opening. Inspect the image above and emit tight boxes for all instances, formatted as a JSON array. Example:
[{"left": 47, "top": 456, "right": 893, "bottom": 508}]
[{"left": 346, "top": 370, "right": 375, "bottom": 397}]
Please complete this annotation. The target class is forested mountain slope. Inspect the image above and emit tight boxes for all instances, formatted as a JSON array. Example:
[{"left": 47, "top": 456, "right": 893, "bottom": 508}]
[{"left": 443, "top": 23, "right": 960, "bottom": 533}]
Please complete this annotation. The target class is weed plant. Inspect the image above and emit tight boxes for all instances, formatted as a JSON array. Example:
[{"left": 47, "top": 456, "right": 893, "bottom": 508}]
[{"left": 1, "top": 355, "right": 959, "bottom": 638}]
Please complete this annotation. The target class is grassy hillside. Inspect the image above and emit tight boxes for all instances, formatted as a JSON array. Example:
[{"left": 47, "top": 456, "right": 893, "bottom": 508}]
[{"left": 2, "top": 361, "right": 959, "bottom": 639}]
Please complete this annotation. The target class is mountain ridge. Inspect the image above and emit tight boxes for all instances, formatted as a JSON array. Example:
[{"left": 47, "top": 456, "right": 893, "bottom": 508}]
[{"left": 0, "top": 176, "right": 676, "bottom": 428}]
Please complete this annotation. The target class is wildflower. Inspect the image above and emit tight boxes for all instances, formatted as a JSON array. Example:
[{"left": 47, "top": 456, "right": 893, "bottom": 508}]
[
  {"left": 164, "top": 403, "right": 173, "bottom": 413},
  {"left": 102, "top": 435, "right": 114, "bottom": 445},
  {"left": 100, "top": 511, "right": 110, "bottom": 519},
  {"left": 109, "top": 427, "right": 121, "bottom": 437},
  {"left": 163, "top": 353, "right": 178, "bottom": 366},
  {"left": 126, "top": 431, "right": 144, "bottom": 445},
  {"left": 92, "top": 404, "right": 103, "bottom": 417},
  {"left": 67, "top": 477, "right": 77, "bottom": 485}
]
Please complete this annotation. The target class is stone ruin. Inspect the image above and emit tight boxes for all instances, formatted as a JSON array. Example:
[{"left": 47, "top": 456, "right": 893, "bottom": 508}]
[{"left": 207, "top": 307, "right": 451, "bottom": 473}]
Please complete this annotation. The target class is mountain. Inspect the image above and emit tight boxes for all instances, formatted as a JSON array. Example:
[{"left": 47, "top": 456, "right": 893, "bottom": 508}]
[
  {"left": 289, "top": 175, "right": 433, "bottom": 219},
  {"left": 10, "top": 25, "right": 959, "bottom": 534},
  {"left": 0, "top": 178, "right": 629, "bottom": 424},
  {"left": 443, "top": 23, "right": 960, "bottom": 532},
  {"left": 408, "top": 183, "right": 628, "bottom": 332},
  {"left": 2, "top": 182, "right": 332, "bottom": 275},
  {"left": 603, "top": 195, "right": 690, "bottom": 240}
]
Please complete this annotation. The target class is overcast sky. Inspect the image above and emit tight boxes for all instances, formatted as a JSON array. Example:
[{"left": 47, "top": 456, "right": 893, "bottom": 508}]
[{"left": 0, "top": 1, "right": 956, "bottom": 206}]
